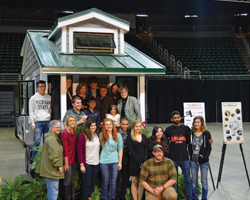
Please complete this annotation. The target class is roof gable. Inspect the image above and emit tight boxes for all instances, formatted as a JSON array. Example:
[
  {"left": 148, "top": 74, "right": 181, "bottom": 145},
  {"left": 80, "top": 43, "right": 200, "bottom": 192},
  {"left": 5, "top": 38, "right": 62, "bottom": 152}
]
[
  {"left": 22, "top": 30, "right": 165, "bottom": 75},
  {"left": 48, "top": 8, "right": 130, "bottom": 39}
]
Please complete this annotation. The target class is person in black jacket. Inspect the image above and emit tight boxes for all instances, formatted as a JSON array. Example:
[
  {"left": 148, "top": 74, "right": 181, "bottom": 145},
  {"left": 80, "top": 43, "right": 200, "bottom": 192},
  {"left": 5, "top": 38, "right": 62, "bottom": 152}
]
[
  {"left": 190, "top": 116, "right": 212, "bottom": 200},
  {"left": 96, "top": 84, "right": 113, "bottom": 127},
  {"left": 66, "top": 76, "right": 73, "bottom": 110}
]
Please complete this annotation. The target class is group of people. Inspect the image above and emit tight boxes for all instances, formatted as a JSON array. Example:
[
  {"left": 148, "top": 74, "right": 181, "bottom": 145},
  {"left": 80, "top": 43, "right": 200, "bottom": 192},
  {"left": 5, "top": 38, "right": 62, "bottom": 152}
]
[{"left": 29, "top": 79, "right": 212, "bottom": 200}]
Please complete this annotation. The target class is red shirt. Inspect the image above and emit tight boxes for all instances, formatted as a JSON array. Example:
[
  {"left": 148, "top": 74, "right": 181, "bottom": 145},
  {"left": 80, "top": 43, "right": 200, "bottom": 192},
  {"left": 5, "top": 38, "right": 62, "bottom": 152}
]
[
  {"left": 61, "top": 129, "right": 76, "bottom": 166},
  {"left": 77, "top": 134, "right": 86, "bottom": 166}
]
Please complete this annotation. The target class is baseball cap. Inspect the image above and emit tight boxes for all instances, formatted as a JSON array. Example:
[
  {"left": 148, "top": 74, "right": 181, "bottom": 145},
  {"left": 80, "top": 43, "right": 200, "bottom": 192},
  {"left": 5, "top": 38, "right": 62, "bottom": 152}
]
[{"left": 153, "top": 144, "right": 163, "bottom": 152}]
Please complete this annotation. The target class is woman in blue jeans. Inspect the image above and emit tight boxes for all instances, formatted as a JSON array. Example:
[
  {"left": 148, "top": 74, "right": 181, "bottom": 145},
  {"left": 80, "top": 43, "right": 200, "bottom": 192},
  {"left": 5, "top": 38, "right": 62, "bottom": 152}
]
[
  {"left": 78, "top": 118, "right": 100, "bottom": 200},
  {"left": 190, "top": 116, "right": 212, "bottom": 200},
  {"left": 99, "top": 118, "right": 123, "bottom": 200}
]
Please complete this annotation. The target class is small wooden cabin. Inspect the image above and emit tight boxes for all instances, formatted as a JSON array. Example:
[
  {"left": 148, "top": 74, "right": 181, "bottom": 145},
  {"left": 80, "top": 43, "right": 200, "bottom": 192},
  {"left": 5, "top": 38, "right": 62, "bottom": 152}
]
[{"left": 21, "top": 8, "right": 165, "bottom": 122}]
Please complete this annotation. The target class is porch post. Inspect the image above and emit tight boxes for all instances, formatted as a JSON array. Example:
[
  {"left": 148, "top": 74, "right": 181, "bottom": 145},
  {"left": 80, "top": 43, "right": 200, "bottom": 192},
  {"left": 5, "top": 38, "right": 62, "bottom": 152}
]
[
  {"left": 60, "top": 74, "right": 67, "bottom": 122},
  {"left": 139, "top": 75, "right": 145, "bottom": 123}
]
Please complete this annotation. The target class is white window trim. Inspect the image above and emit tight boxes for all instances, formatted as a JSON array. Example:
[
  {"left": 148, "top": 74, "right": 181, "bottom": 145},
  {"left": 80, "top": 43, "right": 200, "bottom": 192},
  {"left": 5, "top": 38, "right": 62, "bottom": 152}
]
[{"left": 68, "top": 27, "right": 119, "bottom": 54}]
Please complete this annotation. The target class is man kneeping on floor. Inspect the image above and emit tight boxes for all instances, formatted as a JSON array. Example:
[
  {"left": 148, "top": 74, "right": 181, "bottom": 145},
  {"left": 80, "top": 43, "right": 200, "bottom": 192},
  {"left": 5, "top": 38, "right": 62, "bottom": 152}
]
[{"left": 139, "top": 144, "right": 177, "bottom": 200}]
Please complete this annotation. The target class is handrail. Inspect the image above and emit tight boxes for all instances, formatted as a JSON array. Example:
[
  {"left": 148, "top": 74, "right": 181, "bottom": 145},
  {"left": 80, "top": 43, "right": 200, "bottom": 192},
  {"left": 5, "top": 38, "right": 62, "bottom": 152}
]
[
  {"left": 0, "top": 73, "right": 23, "bottom": 82},
  {"left": 138, "top": 27, "right": 146, "bottom": 42},
  {"left": 0, "top": 19, "right": 54, "bottom": 27},
  {"left": 191, "top": 70, "right": 201, "bottom": 79},
  {"left": 148, "top": 25, "right": 234, "bottom": 33},
  {"left": 177, "top": 60, "right": 183, "bottom": 74},
  {"left": 163, "top": 49, "right": 169, "bottom": 63},
  {"left": 170, "top": 55, "right": 175, "bottom": 68},
  {"left": 184, "top": 67, "right": 190, "bottom": 79},
  {"left": 158, "top": 44, "right": 163, "bottom": 57},
  {"left": 139, "top": 27, "right": 144, "bottom": 34},
  {"left": 153, "top": 39, "right": 157, "bottom": 51},
  {"left": 184, "top": 67, "right": 202, "bottom": 79},
  {"left": 146, "top": 74, "right": 250, "bottom": 80},
  {"left": 146, "top": 75, "right": 184, "bottom": 79}
]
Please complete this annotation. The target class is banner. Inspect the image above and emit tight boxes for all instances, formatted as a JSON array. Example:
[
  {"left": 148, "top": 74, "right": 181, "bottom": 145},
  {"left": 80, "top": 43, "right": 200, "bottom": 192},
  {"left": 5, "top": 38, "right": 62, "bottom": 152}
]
[
  {"left": 183, "top": 102, "right": 206, "bottom": 129},
  {"left": 222, "top": 102, "right": 244, "bottom": 144}
]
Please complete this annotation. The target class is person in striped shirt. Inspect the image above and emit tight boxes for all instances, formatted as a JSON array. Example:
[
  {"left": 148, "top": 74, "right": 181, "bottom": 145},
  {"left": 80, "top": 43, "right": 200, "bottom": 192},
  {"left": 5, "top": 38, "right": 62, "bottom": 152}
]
[{"left": 139, "top": 144, "right": 177, "bottom": 200}]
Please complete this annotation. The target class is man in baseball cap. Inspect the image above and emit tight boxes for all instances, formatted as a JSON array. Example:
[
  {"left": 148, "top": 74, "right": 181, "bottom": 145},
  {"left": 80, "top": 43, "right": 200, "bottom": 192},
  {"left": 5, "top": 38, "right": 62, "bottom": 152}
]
[{"left": 139, "top": 144, "right": 177, "bottom": 200}]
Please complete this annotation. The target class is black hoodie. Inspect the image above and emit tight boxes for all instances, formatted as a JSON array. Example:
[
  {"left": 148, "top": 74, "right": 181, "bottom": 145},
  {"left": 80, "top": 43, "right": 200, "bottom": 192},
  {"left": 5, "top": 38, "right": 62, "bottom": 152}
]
[{"left": 190, "top": 130, "right": 212, "bottom": 165}]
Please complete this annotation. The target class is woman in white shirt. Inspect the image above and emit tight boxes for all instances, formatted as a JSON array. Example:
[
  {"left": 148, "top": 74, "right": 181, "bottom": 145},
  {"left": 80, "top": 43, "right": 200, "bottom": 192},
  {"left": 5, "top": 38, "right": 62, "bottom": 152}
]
[{"left": 78, "top": 118, "right": 100, "bottom": 200}]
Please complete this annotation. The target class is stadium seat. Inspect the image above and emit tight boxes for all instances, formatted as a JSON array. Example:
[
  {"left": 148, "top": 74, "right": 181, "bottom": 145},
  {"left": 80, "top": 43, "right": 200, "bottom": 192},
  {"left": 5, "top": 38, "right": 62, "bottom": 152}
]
[
  {"left": 0, "top": 32, "right": 25, "bottom": 74},
  {"left": 154, "top": 37, "right": 248, "bottom": 76}
]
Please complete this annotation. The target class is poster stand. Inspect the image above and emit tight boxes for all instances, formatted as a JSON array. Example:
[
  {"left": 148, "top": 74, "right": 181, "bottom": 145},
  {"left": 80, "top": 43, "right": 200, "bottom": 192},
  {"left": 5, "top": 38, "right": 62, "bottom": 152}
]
[
  {"left": 209, "top": 164, "right": 216, "bottom": 191},
  {"left": 216, "top": 143, "right": 250, "bottom": 189}
]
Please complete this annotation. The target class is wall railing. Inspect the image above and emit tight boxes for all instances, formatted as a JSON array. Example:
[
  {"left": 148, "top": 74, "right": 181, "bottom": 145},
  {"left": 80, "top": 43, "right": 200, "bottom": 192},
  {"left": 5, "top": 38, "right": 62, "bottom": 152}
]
[
  {"left": 0, "top": 19, "right": 54, "bottom": 27},
  {"left": 0, "top": 73, "right": 23, "bottom": 82},
  {"left": 146, "top": 74, "right": 250, "bottom": 80},
  {"left": 148, "top": 25, "right": 234, "bottom": 33}
]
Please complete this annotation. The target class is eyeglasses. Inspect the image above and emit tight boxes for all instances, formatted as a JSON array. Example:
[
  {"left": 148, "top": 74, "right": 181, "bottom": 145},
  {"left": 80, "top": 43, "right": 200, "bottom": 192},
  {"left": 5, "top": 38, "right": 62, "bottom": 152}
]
[{"left": 38, "top": 86, "right": 46, "bottom": 88}]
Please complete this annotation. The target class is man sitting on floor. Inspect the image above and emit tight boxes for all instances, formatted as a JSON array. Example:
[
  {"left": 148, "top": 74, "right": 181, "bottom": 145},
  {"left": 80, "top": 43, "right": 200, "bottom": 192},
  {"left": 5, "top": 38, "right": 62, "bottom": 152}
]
[{"left": 139, "top": 144, "right": 177, "bottom": 200}]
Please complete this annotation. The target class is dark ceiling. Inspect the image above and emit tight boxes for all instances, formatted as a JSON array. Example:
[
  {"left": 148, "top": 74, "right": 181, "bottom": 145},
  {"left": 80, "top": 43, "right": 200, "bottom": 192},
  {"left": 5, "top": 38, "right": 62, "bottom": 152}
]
[{"left": 0, "top": 0, "right": 249, "bottom": 15}]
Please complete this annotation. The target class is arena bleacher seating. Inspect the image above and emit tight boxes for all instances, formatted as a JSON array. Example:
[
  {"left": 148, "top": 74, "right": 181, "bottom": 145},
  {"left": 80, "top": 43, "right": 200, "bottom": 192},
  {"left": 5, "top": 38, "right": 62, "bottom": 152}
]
[
  {"left": 0, "top": 33, "right": 26, "bottom": 73},
  {"left": 155, "top": 37, "right": 249, "bottom": 75},
  {"left": 125, "top": 35, "right": 177, "bottom": 75}
]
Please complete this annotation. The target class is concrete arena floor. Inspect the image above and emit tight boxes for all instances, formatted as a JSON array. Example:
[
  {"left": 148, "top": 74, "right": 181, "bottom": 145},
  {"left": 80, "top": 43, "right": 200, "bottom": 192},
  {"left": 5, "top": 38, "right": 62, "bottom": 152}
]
[{"left": 1, "top": 123, "right": 250, "bottom": 200}]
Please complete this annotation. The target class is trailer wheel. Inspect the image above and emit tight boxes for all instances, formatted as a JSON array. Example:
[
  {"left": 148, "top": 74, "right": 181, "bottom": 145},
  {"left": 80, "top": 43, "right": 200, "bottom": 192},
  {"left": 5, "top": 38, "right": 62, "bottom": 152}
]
[
  {"left": 25, "top": 146, "right": 32, "bottom": 174},
  {"left": 14, "top": 126, "right": 19, "bottom": 139},
  {"left": 22, "top": 129, "right": 27, "bottom": 148}
]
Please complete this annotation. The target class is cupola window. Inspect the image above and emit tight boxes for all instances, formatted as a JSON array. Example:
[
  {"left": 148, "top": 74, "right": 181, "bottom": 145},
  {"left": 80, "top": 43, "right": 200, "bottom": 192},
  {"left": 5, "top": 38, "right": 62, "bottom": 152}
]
[{"left": 74, "top": 32, "right": 116, "bottom": 53}]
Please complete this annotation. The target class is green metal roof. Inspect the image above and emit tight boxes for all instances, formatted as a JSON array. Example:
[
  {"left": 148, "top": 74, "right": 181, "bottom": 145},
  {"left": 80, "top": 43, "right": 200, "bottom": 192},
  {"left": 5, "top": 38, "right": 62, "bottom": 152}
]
[{"left": 25, "top": 30, "right": 165, "bottom": 74}]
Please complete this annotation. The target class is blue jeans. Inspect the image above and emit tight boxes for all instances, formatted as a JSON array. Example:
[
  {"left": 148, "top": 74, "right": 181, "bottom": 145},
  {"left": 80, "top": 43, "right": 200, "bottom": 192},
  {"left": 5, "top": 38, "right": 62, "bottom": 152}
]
[
  {"left": 100, "top": 163, "right": 118, "bottom": 200},
  {"left": 80, "top": 164, "right": 99, "bottom": 199},
  {"left": 191, "top": 161, "right": 209, "bottom": 200},
  {"left": 173, "top": 160, "right": 192, "bottom": 200},
  {"left": 32, "top": 121, "right": 50, "bottom": 160},
  {"left": 46, "top": 178, "right": 59, "bottom": 200}
]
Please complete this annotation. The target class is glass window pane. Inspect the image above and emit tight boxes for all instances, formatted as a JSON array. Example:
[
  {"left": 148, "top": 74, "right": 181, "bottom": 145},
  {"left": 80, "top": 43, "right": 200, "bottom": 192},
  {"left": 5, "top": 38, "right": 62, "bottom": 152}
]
[{"left": 74, "top": 33, "right": 116, "bottom": 52}]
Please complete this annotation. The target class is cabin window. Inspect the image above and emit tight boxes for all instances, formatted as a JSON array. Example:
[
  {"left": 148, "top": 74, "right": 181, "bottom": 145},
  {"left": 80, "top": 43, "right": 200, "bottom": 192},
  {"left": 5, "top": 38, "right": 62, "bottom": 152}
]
[{"left": 74, "top": 32, "right": 116, "bottom": 53}]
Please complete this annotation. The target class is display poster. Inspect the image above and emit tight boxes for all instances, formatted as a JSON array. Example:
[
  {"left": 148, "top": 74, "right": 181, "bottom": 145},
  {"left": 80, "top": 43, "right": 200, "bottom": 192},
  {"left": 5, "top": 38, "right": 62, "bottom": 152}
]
[
  {"left": 183, "top": 102, "right": 206, "bottom": 129},
  {"left": 222, "top": 102, "right": 244, "bottom": 144}
]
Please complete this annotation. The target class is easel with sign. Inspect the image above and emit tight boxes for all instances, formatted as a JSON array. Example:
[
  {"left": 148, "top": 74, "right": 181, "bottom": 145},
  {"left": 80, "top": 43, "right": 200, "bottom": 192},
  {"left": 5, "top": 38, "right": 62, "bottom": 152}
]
[
  {"left": 217, "top": 102, "right": 250, "bottom": 188},
  {"left": 216, "top": 143, "right": 250, "bottom": 188}
]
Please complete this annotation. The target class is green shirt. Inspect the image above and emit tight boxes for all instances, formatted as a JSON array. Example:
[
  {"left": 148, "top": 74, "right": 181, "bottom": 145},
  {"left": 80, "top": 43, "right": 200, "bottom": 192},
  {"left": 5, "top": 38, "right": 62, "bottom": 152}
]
[
  {"left": 99, "top": 133, "right": 123, "bottom": 164},
  {"left": 139, "top": 157, "right": 177, "bottom": 188},
  {"left": 62, "top": 108, "right": 86, "bottom": 123}
]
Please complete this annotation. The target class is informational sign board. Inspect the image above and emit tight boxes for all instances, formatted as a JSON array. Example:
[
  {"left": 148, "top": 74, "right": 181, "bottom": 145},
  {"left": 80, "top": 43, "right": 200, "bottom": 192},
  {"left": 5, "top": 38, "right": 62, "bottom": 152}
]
[
  {"left": 183, "top": 102, "right": 206, "bottom": 129},
  {"left": 222, "top": 102, "right": 244, "bottom": 144}
]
